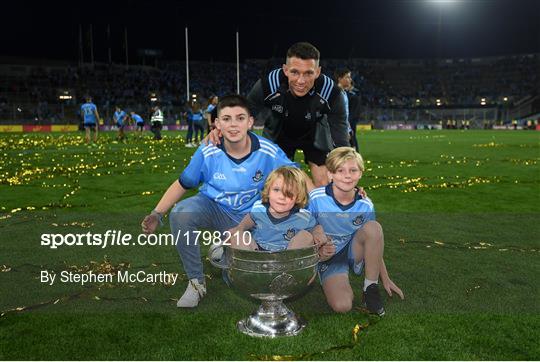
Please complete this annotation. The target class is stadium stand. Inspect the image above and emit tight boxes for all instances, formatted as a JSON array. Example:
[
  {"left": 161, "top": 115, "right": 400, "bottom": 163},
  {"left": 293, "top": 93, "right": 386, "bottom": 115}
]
[{"left": 0, "top": 53, "right": 538, "bottom": 128}]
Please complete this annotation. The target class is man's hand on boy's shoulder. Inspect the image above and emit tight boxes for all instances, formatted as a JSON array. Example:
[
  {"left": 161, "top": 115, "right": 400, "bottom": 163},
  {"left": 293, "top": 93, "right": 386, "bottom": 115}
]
[
  {"left": 357, "top": 187, "right": 367, "bottom": 199},
  {"left": 202, "top": 128, "right": 222, "bottom": 146}
]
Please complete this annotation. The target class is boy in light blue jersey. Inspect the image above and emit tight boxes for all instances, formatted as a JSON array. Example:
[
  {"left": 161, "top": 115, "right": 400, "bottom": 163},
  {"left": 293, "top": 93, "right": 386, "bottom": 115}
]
[
  {"left": 227, "top": 167, "right": 315, "bottom": 252},
  {"left": 185, "top": 102, "right": 205, "bottom": 147},
  {"left": 80, "top": 96, "right": 100, "bottom": 144},
  {"left": 308, "top": 147, "right": 403, "bottom": 316},
  {"left": 113, "top": 106, "right": 127, "bottom": 141},
  {"left": 141, "top": 95, "right": 296, "bottom": 308},
  {"left": 130, "top": 112, "right": 144, "bottom": 133}
]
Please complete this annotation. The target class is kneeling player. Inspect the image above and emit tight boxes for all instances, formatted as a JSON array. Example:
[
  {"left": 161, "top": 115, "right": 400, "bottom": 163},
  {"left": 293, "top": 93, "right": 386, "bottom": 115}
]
[
  {"left": 140, "top": 95, "right": 296, "bottom": 308},
  {"left": 309, "top": 147, "right": 404, "bottom": 315}
]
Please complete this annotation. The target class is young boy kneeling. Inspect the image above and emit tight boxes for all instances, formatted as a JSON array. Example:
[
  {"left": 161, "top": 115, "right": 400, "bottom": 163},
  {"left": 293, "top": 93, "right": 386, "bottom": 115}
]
[{"left": 309, "top": 147, "right": 404, "bottom": 315}]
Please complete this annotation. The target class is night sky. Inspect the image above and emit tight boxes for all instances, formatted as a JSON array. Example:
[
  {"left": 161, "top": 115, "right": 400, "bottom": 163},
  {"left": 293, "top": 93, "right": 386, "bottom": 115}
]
[{"left": 2, "top": 0, "right": 539, "bottom": 63}]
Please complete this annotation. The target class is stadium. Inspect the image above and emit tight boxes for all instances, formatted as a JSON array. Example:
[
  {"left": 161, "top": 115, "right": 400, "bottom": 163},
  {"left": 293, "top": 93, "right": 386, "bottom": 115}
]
[{"left": 0, "top": 0, "right": 539, "bottom": 360}]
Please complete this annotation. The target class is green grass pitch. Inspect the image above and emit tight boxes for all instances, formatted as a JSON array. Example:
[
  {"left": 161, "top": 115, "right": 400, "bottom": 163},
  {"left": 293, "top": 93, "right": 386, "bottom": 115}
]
[{"left": 0, "top": 130, "right": 539, "bottom": 360}]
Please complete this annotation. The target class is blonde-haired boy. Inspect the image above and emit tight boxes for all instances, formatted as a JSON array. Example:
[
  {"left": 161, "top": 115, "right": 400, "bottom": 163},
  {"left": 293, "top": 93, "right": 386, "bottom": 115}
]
[
  {"left": 309, "top": 147, "right": 403, "bottom": 315},
  {"left": 228, "top": 166, "right": 315, "bottom": 252}
]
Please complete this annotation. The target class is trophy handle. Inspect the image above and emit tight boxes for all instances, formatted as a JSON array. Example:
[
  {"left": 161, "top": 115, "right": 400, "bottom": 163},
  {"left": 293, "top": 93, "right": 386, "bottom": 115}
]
[{"left": 208, "top": 244, "right": 229, "bottom": 269}]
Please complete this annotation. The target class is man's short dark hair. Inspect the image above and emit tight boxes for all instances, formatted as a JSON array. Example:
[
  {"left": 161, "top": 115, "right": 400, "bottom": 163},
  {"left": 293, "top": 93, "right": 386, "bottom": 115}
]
[
  {"left": 286, "top": 42, "right": 320, "bottom": 62},
  {"left": 217, "top": 94, "right": 251, "bottom": 116},
  {"left": 334, "top": 68, "right": 351, "bottom": 81}
]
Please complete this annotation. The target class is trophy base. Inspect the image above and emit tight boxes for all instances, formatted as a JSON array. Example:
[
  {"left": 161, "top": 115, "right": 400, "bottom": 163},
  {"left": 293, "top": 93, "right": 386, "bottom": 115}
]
[{"left": 237, "top": 300, "right": 306, "bottom": 338}]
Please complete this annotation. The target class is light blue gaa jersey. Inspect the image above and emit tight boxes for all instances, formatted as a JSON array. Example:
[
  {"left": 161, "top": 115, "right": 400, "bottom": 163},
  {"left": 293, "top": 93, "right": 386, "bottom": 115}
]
[
  {"left": 308, "top": 184, "right": 376, "bottom": 254},
  {"left": 81, "top": 102, "right": 97, "bottom": 124},
  {"left": 249, "top": 200, "right": 316, "bottom": 252},
  {"left": 114, "top": 110, "right": 127, "bottom": 126},
  {"left": 179, "top": 132, "right": 296, "bottom": 220},
  {"left": 132, "top": 114, "right": 144, "bottom": 124},
  {"left": 188, "top": 111, "right": 204, "bottom": 124}
]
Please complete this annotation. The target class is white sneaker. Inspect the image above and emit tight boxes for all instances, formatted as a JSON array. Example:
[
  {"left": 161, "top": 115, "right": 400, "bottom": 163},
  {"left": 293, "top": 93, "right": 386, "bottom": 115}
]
[
  {"left": 177, "top": 278, "right": 206, "bottom": 308},
  {"left": 185, "top": 142, "right": 195, "bottom": 148}
]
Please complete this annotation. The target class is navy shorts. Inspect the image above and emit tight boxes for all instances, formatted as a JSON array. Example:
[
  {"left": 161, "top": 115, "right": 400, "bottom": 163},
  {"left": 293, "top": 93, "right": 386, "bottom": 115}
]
[{"left": 317, "top": 240, "right": 364, "bottom": 283}]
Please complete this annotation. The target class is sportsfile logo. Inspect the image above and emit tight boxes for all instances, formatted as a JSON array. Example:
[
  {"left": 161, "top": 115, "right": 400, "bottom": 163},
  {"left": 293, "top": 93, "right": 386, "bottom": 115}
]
[{"left": 213, "top": 172, "right": 227, "bottom": 180}]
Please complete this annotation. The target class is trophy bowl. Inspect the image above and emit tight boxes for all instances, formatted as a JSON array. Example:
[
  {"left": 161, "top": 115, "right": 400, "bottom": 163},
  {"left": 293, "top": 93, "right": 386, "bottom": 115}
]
[{"left": 209, "top": 245, "right": 319, "bottom": 338}]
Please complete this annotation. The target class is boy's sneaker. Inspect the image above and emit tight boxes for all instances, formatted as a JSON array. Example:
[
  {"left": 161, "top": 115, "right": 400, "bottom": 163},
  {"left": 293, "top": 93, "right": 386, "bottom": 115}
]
[
  {"left": 185, "top": 142, "right": 195, "bottom": 148},
  {"left": 177, "top": 278, "right": 206, "bottom": 308},
  {"left": 363, "top": 283, "right": 385, "bottom": 316}
]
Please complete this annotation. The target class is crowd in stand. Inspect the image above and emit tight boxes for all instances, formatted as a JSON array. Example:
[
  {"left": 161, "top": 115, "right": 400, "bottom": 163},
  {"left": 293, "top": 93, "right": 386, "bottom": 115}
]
[{"left": 0, "top": 54, "right": 537, "bottom": 124}]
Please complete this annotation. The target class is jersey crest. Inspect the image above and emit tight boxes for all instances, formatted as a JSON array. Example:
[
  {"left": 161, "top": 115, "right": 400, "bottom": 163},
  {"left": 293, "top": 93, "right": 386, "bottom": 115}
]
[{"left": 283, "top": 228, "right": 296, "bottom": 241}]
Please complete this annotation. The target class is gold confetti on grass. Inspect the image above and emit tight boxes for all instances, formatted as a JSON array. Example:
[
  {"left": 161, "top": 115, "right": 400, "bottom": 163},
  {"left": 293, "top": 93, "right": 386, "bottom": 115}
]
[
  {"left": 398, "top": 239, "right": 538, "bottom": 253},
  {"left": 466, "top": 285, "right": 481, "bottom": 294},
  {"left": 51, "top": 221, "right": 94, "bottom": 228},
  {"left": 64, "top": 256, "right": 130, "bottom": 275},
  {"left": 472, "top": 142, "right": 504, "bottom": 148},
  {"left": 251, "top": 311, "right": 380, "bottom": 360}
]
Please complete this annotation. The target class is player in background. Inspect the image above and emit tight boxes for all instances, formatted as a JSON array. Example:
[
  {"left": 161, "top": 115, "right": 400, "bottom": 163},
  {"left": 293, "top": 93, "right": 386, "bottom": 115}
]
[
  {"left": 113, "top": 106, "right": 127, "bottom": 142},
  {"left": 205, "top": 95, "right": 219, "bottom": 135},
  {"left": 81, "top": 96, "right": 100, "bottom": 145},
  {"left": 130, "top": 111, "right": 145, "bottom": 135}
]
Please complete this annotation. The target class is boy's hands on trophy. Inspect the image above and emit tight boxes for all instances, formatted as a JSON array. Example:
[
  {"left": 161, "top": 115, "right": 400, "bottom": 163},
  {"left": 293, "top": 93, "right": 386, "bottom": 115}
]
[
  {"left": 318, "top": 238, "right": 336, "bottom": 261},
  {"left": 313, "top": 226, "right": 335, "bottom": 261}
]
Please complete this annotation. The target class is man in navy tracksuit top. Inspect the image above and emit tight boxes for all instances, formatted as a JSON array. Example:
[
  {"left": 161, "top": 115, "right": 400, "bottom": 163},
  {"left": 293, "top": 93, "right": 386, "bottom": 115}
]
[{"left": 246, "top": 42, "right": 350, "bottom": 187}]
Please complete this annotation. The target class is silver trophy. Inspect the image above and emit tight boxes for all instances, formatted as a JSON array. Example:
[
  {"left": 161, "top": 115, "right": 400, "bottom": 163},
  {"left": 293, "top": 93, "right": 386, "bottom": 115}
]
[{"left": 209, "top": 245, "right": 319, "bottom": 338}]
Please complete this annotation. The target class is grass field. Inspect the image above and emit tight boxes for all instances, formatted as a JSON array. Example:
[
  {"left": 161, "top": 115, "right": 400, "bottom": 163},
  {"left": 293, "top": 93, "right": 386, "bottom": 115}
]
[{"left": 0, "top": 130, "right": 539, "bottom": 360}]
